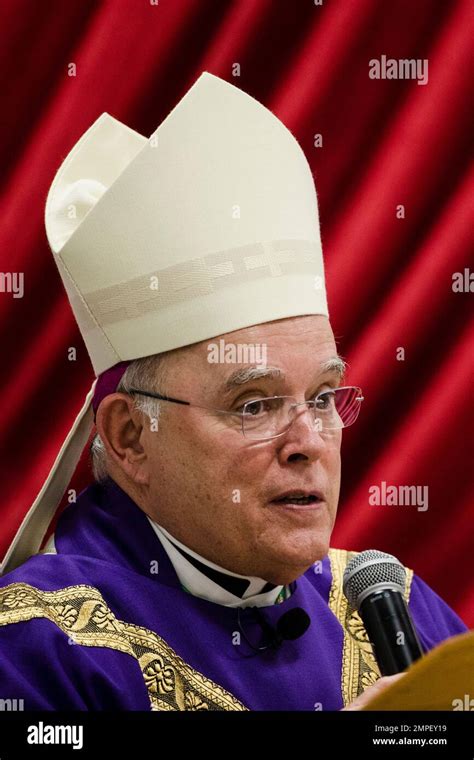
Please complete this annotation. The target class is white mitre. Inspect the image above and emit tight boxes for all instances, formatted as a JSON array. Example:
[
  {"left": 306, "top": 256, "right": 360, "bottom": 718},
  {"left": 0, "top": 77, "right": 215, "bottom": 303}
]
[{"left": 1, "top": 72, "right": 328, "bottom": 574}]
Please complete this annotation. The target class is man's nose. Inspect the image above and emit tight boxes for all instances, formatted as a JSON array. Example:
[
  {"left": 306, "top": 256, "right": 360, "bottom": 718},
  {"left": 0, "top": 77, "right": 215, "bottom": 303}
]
[{"left": 277, "top": 402, "right": 327, "bottom": 462}]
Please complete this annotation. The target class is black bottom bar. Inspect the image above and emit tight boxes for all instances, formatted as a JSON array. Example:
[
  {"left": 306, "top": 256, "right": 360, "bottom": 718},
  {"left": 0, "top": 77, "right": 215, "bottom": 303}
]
[{"left": 0, "top": 710, "right": 472, "bottom": 757}]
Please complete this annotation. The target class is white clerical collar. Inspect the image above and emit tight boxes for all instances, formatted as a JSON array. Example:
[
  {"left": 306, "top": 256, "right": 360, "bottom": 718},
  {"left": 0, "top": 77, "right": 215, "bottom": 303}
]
[{"left": 147, "top": 518, "right": 288, "bottom": 608}]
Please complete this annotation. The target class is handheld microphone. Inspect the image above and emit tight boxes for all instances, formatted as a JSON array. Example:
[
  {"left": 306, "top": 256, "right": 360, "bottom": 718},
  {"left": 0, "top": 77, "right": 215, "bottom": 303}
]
[{"left": 343, "top": 549, "right": 424, "bottom": 676}]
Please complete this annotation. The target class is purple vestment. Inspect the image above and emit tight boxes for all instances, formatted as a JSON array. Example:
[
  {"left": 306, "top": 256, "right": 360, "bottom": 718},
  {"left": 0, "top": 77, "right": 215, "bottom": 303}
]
[{"left": 0, "top": 478, "right": 467, "bottom": 710}]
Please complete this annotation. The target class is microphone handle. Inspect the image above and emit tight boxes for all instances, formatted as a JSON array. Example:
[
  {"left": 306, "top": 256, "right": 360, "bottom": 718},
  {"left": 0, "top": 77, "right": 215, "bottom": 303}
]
[{"left": 359, "top": 589, "right": 424, "bottom": 676}]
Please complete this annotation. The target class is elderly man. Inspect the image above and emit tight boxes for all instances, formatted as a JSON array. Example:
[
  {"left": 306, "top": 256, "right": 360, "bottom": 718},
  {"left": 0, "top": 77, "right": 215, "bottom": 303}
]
[{"left": 0, "top": 73, "right": 466, "bottom": 711}]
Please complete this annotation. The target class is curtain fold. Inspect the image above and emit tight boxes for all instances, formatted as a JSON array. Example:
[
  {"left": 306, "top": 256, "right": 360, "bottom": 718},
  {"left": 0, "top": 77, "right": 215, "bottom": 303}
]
[{"left": 0, "top": 0, "right": 471, "bottom": 625}]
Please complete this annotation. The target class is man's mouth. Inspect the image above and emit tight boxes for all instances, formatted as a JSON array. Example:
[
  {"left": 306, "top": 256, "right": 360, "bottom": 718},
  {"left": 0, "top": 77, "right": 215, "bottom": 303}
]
[{"left": 269, "top": 490, "right": 324, "bottom": 508}]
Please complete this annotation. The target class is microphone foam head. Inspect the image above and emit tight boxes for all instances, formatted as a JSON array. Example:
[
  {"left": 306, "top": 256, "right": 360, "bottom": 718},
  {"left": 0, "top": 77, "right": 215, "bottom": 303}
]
[
  {"left": 276, "top": 607, "right": 311, "bottom": 640},
  {"left": 343, "top": 549, "right": 406, "bottom": 609}
]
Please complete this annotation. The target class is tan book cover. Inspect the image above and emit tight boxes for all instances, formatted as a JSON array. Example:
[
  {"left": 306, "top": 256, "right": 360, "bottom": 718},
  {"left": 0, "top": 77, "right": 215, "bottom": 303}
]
[{"left": 363, "top": 630, "right": 474, "bottom": 710}]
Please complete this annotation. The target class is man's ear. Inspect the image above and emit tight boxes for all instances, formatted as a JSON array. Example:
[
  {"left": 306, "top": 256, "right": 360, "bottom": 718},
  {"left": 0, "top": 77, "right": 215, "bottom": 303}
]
[{"left": 95, "top": 393, "right": 150, "bottom": 485}]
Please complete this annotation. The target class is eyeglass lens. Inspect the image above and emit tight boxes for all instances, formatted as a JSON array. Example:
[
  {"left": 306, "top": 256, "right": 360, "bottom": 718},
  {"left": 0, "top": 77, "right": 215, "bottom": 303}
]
[{"left": 242, "top": 387, "right": 362, "bottom": 439}]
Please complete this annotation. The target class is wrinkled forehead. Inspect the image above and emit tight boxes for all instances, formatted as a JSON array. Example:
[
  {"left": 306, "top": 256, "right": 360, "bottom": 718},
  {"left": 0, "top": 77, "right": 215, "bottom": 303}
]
[
  {"left": 170, "top": 315, "right": 342, "bottom": 395},
  {"left": 195, "top": 315, "right": 336, "bottom": 358}
]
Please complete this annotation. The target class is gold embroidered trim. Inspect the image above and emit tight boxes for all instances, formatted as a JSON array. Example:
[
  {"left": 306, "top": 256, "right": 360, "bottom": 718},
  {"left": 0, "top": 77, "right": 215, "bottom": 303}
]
[
  {"left": 0, "top": 583, "right": 247, "bottom": 711},
  {"left": 328, "top": 548, "right": 414, "bottom": 707}
]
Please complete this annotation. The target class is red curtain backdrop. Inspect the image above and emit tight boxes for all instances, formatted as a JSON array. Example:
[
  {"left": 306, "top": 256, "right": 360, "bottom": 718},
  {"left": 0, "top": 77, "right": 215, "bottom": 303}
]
[{"left": 0, "top": 0, "right": 472, "bottom": 625}]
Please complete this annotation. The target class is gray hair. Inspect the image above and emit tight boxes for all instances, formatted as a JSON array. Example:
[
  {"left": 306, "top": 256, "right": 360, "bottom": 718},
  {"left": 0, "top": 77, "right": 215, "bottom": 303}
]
[{"left": 90, "top": 353, "right": 170, "bottom": 482}]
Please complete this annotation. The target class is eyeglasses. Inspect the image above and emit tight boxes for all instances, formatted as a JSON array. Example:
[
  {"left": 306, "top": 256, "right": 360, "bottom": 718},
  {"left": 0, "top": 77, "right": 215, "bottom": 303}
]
[{"left": 128, "top": 385, "right": 364, "bottom": 441}]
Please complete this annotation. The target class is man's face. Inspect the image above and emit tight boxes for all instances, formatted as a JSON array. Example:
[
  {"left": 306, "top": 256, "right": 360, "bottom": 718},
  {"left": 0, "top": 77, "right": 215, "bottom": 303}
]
[{"left": 139, "top": 315, "right": 342, "bottom": 584}]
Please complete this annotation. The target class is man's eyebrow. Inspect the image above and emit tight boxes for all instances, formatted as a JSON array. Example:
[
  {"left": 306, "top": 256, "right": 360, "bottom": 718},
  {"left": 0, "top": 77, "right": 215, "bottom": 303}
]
[
  {"left": 221, "top": 356, "right": 346, "bottom": 397},
  {"left": 320, "top": 356, "right": 347, "bottom": 378},
  {"left": 222, "top": 366, "right": 283, "bottom": 396}
]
